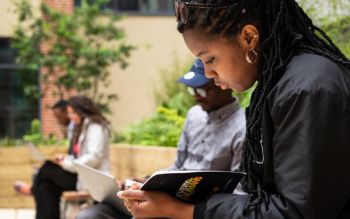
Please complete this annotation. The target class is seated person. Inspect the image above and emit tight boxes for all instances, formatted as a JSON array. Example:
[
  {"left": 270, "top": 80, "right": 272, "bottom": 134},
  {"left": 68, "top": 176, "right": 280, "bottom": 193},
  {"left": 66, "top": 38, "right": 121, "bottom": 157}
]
[
  {"left": 14, "top": 95, "right": 111, "bottom": 219},
  {"left": 76, "top": 59, "right": 246, "bottom": 219},
  {"left": 14, "top": 99, "right": 73, "bottom": 195}
]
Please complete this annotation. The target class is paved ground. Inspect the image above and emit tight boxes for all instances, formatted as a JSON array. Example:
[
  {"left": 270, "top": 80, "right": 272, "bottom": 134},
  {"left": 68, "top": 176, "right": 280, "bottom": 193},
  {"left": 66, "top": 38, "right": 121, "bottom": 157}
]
[{"left": 0, "top": 209, "right": 35, "bottom": 219}]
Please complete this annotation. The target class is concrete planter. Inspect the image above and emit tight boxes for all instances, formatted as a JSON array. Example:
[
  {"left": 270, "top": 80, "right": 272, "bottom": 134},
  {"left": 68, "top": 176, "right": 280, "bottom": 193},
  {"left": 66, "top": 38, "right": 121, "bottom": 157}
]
[{"left": 0, "top": 144, "right": 176, "bottom": 208}]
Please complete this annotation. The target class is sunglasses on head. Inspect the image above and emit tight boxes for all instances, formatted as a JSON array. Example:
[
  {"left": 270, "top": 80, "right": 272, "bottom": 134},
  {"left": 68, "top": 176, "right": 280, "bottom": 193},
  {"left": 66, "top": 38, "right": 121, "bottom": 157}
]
[
  {"left": 187, "top": 86, "right": 216, "bottom": 98},
  {"left": 174, "top": 0, "right": 239, "bottom": 24}
]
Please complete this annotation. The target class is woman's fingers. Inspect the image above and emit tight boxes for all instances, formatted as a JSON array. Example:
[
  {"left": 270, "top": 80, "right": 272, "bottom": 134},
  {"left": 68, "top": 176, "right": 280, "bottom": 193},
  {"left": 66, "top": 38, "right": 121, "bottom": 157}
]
[
  {"left": 118, "top": 190, "right": 191, "bottom": 218},
  {"left": 117, "top": 189, "right": 145, "bottom": 200},
  {"left": 128, "top": 181, "right": 143, "bottom": 190}
]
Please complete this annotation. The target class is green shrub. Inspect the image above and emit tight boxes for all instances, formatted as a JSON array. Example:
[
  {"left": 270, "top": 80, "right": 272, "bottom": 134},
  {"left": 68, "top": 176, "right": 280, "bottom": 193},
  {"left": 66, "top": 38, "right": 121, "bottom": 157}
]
[
  {"left": 0, "top": 138, "right": 24, "bottom": 147},
  {"left": 155, "top": 57, "right": 195, "bottom": 117},
  {"left": 322, "top": 16, "right": 350, "bottom": 58},
  {"left": 121, "top": 107, "right": 185, "bottom": 147},
  {"left": 297, "top": 0, "right": 350, "bottom": 58},
  {"left": 1, "top": 119, "right": 60, "bottom": 146},
  {"left": 23, "top": 119, "right": 60, "bottom": 146}
]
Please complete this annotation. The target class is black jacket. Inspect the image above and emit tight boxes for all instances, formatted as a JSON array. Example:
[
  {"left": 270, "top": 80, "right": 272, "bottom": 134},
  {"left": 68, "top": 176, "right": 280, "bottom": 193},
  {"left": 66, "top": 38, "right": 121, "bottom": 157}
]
[{"left": 194, "top": 53, "right": 350, "bottom": 219}]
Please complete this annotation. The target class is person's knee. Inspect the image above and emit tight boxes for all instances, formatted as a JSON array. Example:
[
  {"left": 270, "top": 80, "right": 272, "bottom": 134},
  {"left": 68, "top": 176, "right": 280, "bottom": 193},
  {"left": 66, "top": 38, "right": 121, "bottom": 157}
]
[
  {"left": 37, "top": 161, "right": 56, "bottom": 179},
  {"left": 76, "top": 207, "right": 97, "bottom": 219}
]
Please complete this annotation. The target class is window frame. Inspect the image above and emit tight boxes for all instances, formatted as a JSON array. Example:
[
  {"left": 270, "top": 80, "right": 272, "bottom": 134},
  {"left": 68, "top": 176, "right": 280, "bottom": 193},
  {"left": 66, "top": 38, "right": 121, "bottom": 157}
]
[{"left": 74, "top": 0, "right": 175, "bottom": 16}]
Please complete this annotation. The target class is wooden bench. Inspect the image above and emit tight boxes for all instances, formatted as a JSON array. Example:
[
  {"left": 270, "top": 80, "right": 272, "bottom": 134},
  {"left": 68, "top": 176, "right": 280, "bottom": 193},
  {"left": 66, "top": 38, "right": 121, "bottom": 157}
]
[
  {"left": 0, "top": 144, "right": 177, "bottom": 208},
  {"left": 60, "top": 190, "right": 93, "bottom": 219}
]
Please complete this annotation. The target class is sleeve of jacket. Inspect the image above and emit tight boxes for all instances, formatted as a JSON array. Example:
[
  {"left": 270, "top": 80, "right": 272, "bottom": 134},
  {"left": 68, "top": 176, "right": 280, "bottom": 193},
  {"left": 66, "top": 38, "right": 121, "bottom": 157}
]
[
  {"left": 194, "top": 89, "right": 350, "bottom": 219},
  {"left": 61, "top": 124, "right": 108, "bottom": 172}
]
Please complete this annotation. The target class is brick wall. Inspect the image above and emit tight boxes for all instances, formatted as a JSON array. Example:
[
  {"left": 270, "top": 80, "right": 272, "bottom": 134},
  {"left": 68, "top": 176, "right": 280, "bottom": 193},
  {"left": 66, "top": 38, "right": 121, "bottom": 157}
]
[
  {"left": 40, "top": 0, "right": 74, "bottom": 138},
  {"left": 44, "top": 0, "right": 74, "bottom": 14}
]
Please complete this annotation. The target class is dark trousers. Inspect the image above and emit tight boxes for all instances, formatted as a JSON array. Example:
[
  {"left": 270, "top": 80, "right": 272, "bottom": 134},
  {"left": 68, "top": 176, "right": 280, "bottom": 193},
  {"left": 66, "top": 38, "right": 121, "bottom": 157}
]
[{"left": 31, "top": 161, "right": 77, "bottom": 219}]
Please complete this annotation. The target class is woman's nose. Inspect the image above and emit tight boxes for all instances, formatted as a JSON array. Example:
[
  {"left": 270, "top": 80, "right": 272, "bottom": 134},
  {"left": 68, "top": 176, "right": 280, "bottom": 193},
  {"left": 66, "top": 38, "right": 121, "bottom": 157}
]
[{"left": 204, "top": 67, "right": 217, "bottom": 79}]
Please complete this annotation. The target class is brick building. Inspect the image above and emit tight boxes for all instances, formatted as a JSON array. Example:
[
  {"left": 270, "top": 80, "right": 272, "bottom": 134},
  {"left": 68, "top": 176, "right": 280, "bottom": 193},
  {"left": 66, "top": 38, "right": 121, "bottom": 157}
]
[
  {"left": 0, "top": 0, "right": 191, "bottom": 140},
  {"left": 40, "top": 0, "right": 75, "bottom": 139}
]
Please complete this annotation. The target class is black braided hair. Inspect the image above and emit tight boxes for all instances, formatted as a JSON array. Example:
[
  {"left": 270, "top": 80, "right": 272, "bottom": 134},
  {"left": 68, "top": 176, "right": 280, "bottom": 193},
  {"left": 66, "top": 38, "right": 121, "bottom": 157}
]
[{"left": 176, "top": 0, "right": 350, "bottom": 207}]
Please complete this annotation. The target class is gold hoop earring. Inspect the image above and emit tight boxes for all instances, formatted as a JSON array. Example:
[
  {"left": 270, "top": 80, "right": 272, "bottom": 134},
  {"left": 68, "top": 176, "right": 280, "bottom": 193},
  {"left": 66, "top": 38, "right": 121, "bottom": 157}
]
[{"left": 246, "top": 49, "right": 258, "bottom": 64}]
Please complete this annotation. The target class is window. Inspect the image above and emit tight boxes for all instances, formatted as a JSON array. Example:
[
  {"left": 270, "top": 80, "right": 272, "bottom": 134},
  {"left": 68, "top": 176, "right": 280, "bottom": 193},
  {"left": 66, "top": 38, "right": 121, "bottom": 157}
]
[
  {"left": 74, "top": 0, "right": 81, "bottom": 7},
  {"left": 138, "top": 0, "right": 174, "bottom": 14},
  {"left": 116, "top": 0, "right": 139, "bottom": 10},
  {"left": 0, "top": 38, "right": 39, "bottom": 139},
  {"left": 75, "top": 0, "right": 175, "bottom": 15}
]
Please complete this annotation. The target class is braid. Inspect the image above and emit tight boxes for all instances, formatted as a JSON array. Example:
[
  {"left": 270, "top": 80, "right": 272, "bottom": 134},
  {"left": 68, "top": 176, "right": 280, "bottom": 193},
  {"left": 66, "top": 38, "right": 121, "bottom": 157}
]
[{"left": 177, "top": 0, "right": 350, "bottom": 206}]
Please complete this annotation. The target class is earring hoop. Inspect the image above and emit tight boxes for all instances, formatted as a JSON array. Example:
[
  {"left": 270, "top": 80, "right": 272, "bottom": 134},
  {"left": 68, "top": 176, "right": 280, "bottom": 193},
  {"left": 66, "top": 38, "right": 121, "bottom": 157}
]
[{"left": 246, "top": 49, "right": 258, "bottom": 64}]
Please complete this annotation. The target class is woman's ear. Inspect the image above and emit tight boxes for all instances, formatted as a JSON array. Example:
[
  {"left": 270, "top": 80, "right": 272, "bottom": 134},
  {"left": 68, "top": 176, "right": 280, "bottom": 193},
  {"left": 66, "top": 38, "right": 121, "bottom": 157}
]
[{"left": 238, "top": 25, "right": 259, "bottom": 50}]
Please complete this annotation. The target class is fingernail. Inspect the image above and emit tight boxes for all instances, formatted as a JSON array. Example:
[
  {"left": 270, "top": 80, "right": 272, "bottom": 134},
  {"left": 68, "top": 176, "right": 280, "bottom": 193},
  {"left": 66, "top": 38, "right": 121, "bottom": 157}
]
[{"left": 117, "top": 191, "right": 123, "bottom": 198}]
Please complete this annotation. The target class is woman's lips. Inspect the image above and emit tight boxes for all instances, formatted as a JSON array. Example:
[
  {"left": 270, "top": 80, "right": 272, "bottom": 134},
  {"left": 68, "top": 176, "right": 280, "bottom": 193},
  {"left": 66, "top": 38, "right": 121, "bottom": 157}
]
[
  {"left": 214, "top": 79, "right": 222, "bottom": 86},
  {"left": 214, "top": 79, "right": 229, "bottom": 89}
]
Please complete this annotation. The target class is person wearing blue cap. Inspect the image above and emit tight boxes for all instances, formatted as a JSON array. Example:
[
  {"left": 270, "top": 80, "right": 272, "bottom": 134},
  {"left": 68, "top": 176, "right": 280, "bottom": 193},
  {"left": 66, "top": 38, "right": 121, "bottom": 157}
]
[
  {"left": 76, "top": 59, "right": 246, "bottom": 219},
  {"left": 177, "top": 58, "right": 211, "bottom": 87},
  {"left": 171, "top": 58, "right": 245, "bottom": 171}
]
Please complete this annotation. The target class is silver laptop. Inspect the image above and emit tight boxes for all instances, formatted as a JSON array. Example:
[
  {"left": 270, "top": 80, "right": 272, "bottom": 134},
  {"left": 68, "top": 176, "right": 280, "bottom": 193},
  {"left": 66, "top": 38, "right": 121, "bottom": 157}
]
[
  {"left": 73, "top": 161, "right": 132, "bottom": 217},
  {"left": 27, "top": 142, "right": 45, "bottom": 162}
]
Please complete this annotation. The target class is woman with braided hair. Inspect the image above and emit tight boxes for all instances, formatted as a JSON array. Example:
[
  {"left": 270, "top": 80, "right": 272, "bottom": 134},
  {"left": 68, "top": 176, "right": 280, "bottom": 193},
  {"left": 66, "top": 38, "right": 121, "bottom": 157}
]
[{"left": 118, "top": 0, "right": 350, "bottom": 218}]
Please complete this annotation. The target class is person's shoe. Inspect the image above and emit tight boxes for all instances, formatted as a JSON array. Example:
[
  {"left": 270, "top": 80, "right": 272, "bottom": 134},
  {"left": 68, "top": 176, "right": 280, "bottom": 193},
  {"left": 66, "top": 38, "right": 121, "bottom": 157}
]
[{"left": 13, "top": 181, "right": 32, "bottom": 195}]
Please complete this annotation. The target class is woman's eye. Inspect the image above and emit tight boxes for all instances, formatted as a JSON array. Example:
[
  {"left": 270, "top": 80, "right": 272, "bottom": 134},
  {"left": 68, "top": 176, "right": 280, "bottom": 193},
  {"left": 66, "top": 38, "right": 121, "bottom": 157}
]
[{"left": 205, "top": 57, "right": 215, "bottom": 64}]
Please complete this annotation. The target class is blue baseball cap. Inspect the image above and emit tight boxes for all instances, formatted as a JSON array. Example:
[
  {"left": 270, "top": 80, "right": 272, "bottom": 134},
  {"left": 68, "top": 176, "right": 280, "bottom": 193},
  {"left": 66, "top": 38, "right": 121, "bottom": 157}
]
[{"left": 177, "top": 59, "right": 212, "bottom": 88}]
